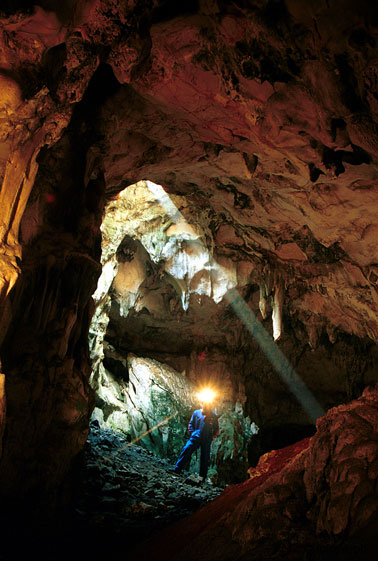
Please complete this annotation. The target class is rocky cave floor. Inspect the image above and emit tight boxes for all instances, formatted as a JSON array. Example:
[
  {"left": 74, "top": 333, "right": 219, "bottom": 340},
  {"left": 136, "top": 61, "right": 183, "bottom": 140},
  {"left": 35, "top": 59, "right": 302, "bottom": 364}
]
[
  {"left": 74, "top": 421, "right": 224, "bottom": 544},
  {"left": 1, "top": 422, "right": 224, "bottom": 561}
]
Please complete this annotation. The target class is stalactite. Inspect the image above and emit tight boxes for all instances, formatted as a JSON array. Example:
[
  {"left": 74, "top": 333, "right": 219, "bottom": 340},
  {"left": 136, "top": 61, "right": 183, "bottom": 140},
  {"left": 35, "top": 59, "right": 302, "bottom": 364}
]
[
  {"left": 166, "top": 276, "right": 188, "bottom": 311},
  {"left": 259, "top": 268, "right": 286, "bottom": 342},
  {"left": 326, "top": 324, "right": 337, "bottom": 344},
  {"left": 258, "top": 267, "right": 273, "bottom": 321},
  {"left": 307, "top": 324, "right": 321, "bottom": 349},
  {"left": 259, "top": 284, "right": 268, "bottom": 319},
  {"left": 272, "top": 281, "right": 284, "bottom": 341}
]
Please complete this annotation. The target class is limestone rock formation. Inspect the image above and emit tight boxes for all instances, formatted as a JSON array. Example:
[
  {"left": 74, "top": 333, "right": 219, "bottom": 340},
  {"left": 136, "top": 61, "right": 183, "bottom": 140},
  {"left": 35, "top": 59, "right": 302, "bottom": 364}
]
[
  {"left": 92, "top": 352, "right": 197, "bottom": 458},
  {"left": 0, "top": 0, "right": 377, "bottom": 557},
  {"left": 88, "top": 179, "right": 256, "bottom": 481},
  {"left": 76, "top": 422, "right": 224, "bottom": 550},
  {"left": 89, "top": 179, "right": 377, "bottom": 477},
  {"left": 134, "top": 385, "right": 378, "bottom": 560}
]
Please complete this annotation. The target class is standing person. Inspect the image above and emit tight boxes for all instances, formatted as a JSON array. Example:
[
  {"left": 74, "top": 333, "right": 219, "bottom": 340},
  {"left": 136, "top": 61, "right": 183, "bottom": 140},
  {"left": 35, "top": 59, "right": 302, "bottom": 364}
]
[{"left": 174, "top": 398, "right": 219, "bottom": 481}]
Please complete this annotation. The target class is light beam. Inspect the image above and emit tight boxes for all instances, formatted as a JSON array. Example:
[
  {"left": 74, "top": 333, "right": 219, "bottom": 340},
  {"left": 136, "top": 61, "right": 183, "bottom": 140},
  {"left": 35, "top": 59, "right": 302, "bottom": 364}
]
[
  {"left": 226, "top": 288, "right": 324, "bottom": 422},
  {"left": 145, "top": 180, "right": 325, "bottom": 423},
  {"left": 104, "top": 411, "right": 179, "bottom": 461}
]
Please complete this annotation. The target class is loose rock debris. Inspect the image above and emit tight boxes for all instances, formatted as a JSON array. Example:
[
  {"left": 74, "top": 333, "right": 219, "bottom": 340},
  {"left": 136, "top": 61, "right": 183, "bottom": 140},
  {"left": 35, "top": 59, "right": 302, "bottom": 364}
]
[
  {"left": 73, "top": 422, "right": 224, "bottom": 547},
  {"left": 0, "top": 422, "right": 224, "bottom": 561}
]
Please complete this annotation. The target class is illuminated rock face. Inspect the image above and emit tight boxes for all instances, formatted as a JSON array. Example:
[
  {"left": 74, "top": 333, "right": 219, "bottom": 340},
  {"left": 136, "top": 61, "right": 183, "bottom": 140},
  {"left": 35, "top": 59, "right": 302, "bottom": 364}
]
[
  {"left": 0, "top": 0, "right": 377, "bottom": 551},
  {"left": 88, "top": 179, "right": 376, "bottom": 485},
  {"left": 134, "top": 385, "right": 378, "bottom": 560},
  {"left": 88, "top": 180, "right": 256, "bottom": 483}
]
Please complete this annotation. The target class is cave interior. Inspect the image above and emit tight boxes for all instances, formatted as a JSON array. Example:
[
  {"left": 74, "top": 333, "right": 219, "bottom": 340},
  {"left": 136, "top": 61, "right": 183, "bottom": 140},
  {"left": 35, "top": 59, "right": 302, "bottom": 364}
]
[{"left": 0, "top": 0, "right": 378, "bottom": 559}]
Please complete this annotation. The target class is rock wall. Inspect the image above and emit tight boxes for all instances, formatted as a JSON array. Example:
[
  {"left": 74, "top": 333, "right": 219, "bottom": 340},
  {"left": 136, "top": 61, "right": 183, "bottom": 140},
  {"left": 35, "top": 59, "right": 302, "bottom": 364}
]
[
  {"left": 133, "top": 384, "right": 378, "bottom": 560},
  {"left": 0, "top": 242, "right": 98, "bottom": 507},
  {"left": 88, "top": 178, "right": 378, "bottom": 487},
  {"left": 0, "top": 32, "right": 106, "bottom": 505},
  {"left": 92, "top": 352, "right": 197, "bottom": 458}
]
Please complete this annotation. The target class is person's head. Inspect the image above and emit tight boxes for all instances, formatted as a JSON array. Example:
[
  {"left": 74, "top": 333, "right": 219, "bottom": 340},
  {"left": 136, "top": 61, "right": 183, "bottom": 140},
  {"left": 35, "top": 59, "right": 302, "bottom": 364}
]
[
  {"left": 200, "top": 402, "right": 211, "bottom": 414},
  {"left": 197, "top": 388, "right": 216, "bottom": 413}
]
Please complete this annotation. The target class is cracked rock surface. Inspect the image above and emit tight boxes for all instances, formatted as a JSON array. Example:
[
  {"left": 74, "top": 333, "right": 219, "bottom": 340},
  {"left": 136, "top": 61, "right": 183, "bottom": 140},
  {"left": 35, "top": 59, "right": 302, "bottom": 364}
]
[{"left": 73, "top": 422, "right": 224, "bottom": 548}]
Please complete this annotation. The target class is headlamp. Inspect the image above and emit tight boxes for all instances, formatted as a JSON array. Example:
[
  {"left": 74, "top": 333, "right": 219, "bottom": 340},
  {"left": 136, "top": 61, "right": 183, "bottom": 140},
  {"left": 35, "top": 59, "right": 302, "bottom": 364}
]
[{"left": 197, "top": 388, "right": 216, "bottom": 404}]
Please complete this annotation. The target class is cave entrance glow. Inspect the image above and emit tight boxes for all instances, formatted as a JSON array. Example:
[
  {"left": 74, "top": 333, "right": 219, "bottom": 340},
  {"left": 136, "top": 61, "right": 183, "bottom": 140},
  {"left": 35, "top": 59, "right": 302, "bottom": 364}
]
[
  {"left": 88, "top": 179, "right": 323, "bottom": 484},
  {"left": 88, "top": 179, "right": 258, "bottom": 483}
]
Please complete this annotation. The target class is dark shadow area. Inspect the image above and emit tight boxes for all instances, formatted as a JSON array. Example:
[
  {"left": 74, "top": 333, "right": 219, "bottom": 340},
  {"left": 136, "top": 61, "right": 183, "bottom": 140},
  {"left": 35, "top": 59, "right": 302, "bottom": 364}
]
[
  {"left": 248, "top": 423, "right": 316, "bottom": 467},
  {"left": 151, "top": 0, "right": 199, "bottom": 23},
  {"left": 0, "top": 422, "right": 225, "bottom": 561},
  {"left": 0, "top": 0, "right": 34, "bottom": 16}
]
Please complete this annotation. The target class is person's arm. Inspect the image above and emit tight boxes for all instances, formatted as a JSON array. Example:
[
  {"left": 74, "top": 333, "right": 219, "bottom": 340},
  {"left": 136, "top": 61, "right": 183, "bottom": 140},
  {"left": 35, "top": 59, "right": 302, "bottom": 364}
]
[{"left": 188, "top": 411, "right": 196, "bottom": 434}]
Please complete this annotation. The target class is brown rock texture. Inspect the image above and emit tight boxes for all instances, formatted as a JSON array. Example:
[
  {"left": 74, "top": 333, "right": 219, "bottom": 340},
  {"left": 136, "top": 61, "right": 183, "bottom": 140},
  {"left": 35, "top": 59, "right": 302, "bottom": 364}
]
[
  {"left": 134, "top": 386, "right": 378, "bottom": 560},
  {"left": 304, "top": 384, "right": 378, "bottom": 538},
  {"left": 0, "top": 0, "right": 377, "bottom": 549}
]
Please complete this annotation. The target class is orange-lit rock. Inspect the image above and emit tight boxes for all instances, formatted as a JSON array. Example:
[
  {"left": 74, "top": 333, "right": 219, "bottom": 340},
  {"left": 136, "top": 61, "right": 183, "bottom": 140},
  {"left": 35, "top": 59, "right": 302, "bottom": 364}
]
[
  {"left": 0, "top": 74, "right": 22, "bottom": 113},
  {"left": 274, "top": 242, "right": 307, "bottom": 261},
  {"left": 133, "top": 385, "right": 378, "bottom": 559},
  {"left": 0, "top": 2, "right": 377, "bottom": 557}
]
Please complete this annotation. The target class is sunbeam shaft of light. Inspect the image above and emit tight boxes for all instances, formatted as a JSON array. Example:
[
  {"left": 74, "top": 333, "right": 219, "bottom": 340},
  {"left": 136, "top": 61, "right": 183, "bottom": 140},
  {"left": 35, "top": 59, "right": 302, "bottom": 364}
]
[
  {"left": 147, "top": 180, "right": 184, "bottom": 222},
  {"left": 226, "top": 288, "right": 325, "bottom": 423},
  {"left": 105, "top": 411, "right": 179, "bottom": 461},
  {"left": 145, "top": 180, "right": 325, "bottom": 423}
]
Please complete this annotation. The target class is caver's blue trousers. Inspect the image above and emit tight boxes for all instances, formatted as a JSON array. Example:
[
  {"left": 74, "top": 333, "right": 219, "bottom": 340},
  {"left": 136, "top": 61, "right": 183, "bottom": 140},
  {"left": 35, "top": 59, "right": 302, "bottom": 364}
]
[{"left": 175, "top": 435, "right": 212, "bottom": 478}]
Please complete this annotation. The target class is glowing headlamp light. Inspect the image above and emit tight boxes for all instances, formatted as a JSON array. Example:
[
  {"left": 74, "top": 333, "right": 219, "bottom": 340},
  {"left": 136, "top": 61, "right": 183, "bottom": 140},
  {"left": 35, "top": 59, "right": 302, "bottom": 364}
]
[{"left": 197, "top": 388, "right": 216, "bottom": 404}]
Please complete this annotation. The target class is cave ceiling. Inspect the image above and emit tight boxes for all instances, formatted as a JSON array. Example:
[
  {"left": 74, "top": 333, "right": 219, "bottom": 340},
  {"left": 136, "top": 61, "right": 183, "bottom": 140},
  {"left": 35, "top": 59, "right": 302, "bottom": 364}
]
[{"left": 1, "top": 0, "right": 378, "bottom": 349}]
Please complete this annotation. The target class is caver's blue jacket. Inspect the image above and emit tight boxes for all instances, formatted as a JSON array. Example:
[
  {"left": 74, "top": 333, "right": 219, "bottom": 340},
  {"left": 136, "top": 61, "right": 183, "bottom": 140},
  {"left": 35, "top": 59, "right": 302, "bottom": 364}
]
[
  {"left": 188, "top": 409, "right": 219, "bottom": 440},
  {"left": 174, "top": 408, "right": 219, "bottom": 478}
]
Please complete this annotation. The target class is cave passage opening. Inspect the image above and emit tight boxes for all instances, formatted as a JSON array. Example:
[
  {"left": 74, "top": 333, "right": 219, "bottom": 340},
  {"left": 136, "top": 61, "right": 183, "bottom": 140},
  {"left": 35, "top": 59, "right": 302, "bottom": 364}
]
[
  {"left": 88, "top": 179, "right": 323, "bottom": 483},
  {"left": 88, "top": 178, "right": 261, "bottom": 483}
]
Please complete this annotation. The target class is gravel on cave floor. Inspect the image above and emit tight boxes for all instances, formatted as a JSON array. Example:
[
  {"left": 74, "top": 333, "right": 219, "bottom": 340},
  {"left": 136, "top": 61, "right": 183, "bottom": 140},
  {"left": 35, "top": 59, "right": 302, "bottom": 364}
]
[
  {"left": 1, "top": 422, "right": 224, "bottom": 561},
  {"left": 70, "top": 422, "right": 225, "bottom": 553}
]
